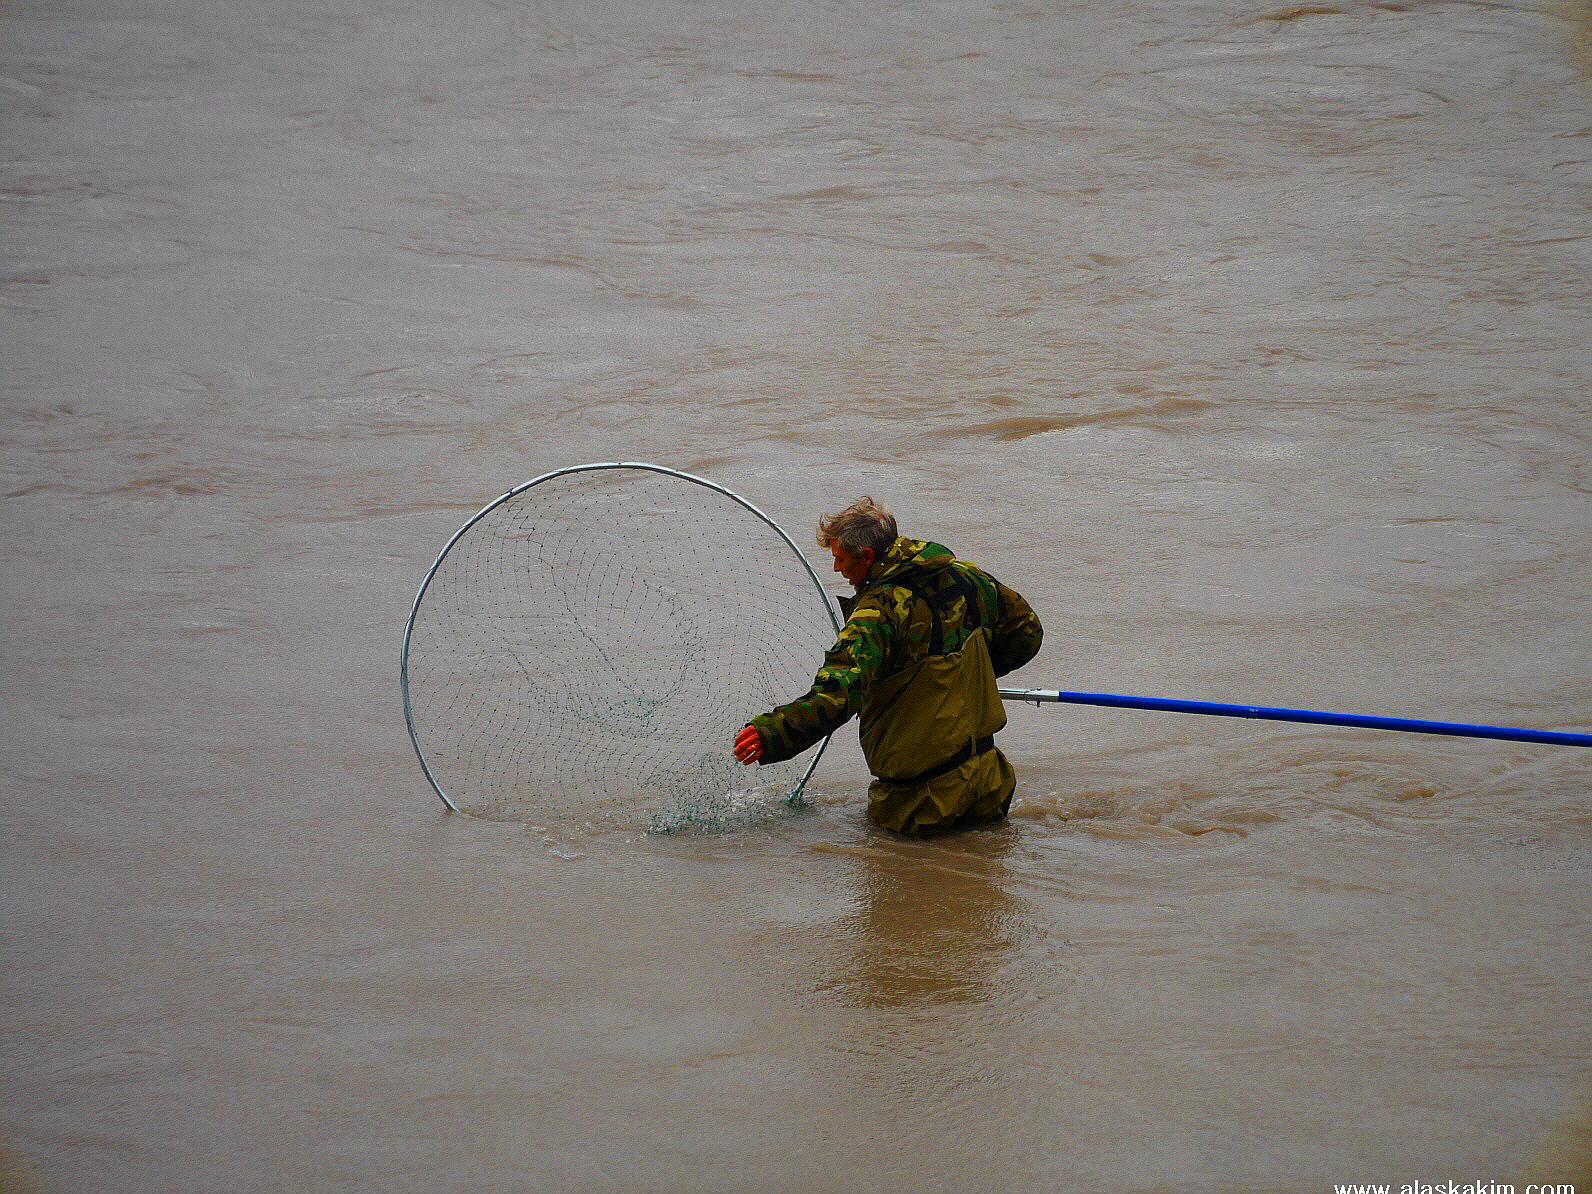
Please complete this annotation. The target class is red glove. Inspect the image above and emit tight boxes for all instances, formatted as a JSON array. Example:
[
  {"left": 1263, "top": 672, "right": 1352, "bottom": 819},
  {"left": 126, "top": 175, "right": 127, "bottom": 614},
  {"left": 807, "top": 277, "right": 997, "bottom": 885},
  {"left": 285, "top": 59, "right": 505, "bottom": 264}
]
[{"left": 733, "top": 723, "right": 763, "bottom": 765}]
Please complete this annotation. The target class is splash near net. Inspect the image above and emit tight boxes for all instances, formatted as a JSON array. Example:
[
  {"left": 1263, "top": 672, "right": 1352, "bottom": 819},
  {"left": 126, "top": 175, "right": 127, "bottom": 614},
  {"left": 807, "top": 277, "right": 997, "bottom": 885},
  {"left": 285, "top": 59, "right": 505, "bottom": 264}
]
[{"left": 401, "top": 463, "right": 841, "bottom": 831}]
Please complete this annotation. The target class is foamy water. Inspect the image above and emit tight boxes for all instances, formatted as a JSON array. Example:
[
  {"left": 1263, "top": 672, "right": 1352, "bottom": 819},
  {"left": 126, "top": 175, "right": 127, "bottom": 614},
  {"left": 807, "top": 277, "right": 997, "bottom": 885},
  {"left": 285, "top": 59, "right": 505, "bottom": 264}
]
[{"left": 2, "top": 0, "right": 1588, "bottom": 1190}]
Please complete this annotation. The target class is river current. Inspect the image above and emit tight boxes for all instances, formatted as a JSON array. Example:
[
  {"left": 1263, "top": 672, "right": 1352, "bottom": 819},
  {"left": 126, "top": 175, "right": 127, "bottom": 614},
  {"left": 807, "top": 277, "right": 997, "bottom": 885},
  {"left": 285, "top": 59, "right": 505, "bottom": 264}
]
[{"left": 2, "top": 1, "right": 1588, "bottom": 1190}]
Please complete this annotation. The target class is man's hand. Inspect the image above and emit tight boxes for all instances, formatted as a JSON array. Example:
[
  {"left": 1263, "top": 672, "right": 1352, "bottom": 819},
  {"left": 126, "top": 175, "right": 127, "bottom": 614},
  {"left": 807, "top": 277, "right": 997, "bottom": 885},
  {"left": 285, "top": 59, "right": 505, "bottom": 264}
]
[{"left": 733, "top": 724, "right": 763, "bottom": 765}]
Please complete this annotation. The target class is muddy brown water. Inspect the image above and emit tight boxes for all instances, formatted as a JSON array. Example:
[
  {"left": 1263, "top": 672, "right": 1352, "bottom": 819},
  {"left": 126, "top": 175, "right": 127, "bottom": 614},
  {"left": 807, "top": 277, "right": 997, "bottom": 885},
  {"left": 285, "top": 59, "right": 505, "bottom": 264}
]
[{"left": 2, "top": 1, "right": 1589, "bottom": 1190}]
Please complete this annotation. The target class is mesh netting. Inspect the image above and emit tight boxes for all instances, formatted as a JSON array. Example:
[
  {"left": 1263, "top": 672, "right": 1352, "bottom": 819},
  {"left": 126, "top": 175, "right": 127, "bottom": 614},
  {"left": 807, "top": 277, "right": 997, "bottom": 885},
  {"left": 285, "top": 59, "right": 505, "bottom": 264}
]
[{"left": 402, "top": 464, "right": 840, "bottom": 831}]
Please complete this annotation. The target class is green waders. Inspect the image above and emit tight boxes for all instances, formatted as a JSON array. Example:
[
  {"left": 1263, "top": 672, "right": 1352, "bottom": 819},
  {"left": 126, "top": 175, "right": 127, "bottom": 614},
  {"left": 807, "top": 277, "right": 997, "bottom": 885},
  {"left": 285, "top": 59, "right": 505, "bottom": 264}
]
[{"left": 858, "top": 625, "right": 1015, "bottom": 836}]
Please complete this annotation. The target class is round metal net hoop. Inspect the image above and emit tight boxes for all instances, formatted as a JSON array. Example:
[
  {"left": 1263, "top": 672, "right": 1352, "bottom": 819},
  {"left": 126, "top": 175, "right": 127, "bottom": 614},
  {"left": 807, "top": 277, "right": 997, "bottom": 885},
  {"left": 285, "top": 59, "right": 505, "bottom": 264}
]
[{"left": 402, "top": 464, "right": 840, "bottom": 830}]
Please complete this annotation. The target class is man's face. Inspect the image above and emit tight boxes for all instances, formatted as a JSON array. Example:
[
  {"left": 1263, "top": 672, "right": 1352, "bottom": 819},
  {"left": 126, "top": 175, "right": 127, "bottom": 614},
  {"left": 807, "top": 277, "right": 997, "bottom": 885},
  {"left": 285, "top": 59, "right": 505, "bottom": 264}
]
[{"left": 830, "top": 543, "right": 876, "bottom": 588}]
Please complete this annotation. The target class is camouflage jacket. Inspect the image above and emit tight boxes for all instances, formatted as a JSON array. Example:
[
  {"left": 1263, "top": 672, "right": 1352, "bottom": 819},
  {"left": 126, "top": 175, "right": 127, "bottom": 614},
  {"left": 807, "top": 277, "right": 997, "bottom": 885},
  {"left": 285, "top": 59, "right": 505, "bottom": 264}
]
[{"left": 752, "top": 538, "right": 1043, "bottom": 764}]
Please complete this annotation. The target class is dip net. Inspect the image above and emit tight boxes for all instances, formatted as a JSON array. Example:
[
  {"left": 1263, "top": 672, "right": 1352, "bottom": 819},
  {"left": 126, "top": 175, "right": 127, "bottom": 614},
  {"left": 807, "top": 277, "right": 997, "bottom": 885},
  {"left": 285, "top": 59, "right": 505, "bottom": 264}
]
[{"left": 401, "top": 463, "right": 841, "bottom": 831}]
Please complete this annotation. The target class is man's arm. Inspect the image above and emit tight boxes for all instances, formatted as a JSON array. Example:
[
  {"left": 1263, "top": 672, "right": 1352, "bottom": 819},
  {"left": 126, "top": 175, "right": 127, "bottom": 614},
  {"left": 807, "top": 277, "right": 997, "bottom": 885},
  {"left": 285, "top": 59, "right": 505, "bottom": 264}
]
[
  {"left": 987, "top": 576, "right": 1043, "bottom": 677},
  {"left": 744, "top": 596, "right": 895, "bottom": 765}
]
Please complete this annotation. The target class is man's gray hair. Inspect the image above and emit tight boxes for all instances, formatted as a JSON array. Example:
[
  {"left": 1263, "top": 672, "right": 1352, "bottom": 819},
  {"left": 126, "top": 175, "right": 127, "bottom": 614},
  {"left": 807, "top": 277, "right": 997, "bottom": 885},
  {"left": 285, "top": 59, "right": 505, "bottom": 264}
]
[{"left": 817, "top": 496, "right": 898, "bottom": 556}]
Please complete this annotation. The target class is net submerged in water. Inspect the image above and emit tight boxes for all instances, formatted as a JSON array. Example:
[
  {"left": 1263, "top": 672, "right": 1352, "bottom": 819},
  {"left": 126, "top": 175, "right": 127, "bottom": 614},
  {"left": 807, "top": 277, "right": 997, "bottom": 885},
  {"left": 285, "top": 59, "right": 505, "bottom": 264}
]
[{"left": 402, "top": 464, "right": 840, "bottom": 830}]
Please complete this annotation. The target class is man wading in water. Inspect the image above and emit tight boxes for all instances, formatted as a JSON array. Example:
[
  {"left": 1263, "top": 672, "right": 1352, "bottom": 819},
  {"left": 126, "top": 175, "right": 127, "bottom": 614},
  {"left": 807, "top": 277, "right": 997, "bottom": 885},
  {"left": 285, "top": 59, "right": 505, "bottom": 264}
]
[{"left": 734, "top": 497, "right": 1043, "bottom": 835}]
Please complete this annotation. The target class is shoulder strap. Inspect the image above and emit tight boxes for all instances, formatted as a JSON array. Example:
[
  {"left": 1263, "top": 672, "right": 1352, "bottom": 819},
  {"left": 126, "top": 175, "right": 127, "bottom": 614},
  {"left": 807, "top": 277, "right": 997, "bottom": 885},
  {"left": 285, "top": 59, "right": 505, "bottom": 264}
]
[{"left": 896, "top": 569, "right": 983, "bottom": 657}]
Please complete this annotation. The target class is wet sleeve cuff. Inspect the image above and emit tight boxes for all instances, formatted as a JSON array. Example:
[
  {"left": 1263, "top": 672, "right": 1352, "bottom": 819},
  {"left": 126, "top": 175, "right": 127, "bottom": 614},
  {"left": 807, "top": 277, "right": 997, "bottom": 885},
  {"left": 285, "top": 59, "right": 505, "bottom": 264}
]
[{"left": 751, "top": 712, "right": 794, "bottom": 765}]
